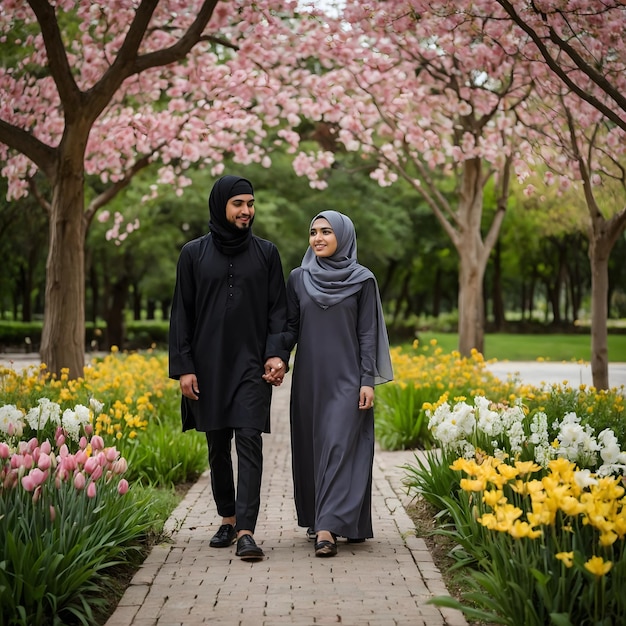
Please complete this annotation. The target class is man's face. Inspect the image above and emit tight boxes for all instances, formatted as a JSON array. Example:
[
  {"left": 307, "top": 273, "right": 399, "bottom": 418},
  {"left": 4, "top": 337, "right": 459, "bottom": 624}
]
[{"left": 226, "top": 194, "right": 255, "bottom": 229}]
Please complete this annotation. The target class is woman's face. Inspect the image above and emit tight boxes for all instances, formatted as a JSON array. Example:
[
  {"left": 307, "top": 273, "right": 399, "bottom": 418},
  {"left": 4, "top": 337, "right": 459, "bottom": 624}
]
[{"left": 309, "top": 217, "right": 338, "bottom": 258}]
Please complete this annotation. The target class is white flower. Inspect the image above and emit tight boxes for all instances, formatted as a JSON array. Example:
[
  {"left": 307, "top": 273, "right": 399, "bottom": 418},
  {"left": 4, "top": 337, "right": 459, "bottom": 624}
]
[
  {"left": 73, "top": 404, "right": 91, "bottom": 427},
  {"left": 25, "top": 398, "right": 61, "bottom": 430},
  {"left": 574, "top": 469, "right": 598, "bottom": 489},
  {"left": 0, "top": 404, "right": 24, "bottom": 437},
  {"left": 89, "top": 398, "right": 104, "bottom": 414},
  {"left": 62, "top": 409, "right": 81, "bottom": 441}
]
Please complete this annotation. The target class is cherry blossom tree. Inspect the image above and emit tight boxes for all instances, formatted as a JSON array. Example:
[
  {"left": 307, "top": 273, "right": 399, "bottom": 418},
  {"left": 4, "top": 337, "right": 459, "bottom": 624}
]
[
  {"left": 241, "top": 1, "right": 536, "bottom": 355},
  {"left": 470, "top": 0, "right": 626, "bottom": 388},
  {"left": 491, "top": 0, "right": 626, "bottom": 132},
  {"left": 0, "top": 0, "right": 298, "bottom": 377},
  {"left": 241, "top": 1, "right": 625, "bottom": 381}
]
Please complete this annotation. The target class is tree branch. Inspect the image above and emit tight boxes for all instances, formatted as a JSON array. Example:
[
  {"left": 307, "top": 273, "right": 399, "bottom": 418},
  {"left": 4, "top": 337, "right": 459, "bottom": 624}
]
[
  {"left": 0, "top": 119, "right": 57, "bottom": 177},
  {"left": 495, "top": 0, "right": 626, "bottom": 132},
  {"left": 84, "top": 147, "right": 164, "bottom": 227},
  {"left": 27, "top": 0, "right": 82, "bottom": 113}
]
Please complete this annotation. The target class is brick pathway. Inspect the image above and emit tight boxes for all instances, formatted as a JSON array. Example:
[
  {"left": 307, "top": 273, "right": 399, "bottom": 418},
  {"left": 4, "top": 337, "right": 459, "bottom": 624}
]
[{"left": 105, "top": 374, "right": 467, "bottom": 626}]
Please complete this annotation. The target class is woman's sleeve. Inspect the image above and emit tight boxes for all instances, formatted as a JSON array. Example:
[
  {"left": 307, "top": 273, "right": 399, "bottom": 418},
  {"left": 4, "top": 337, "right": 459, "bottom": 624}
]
[{"left": 357, "top": 279, "right": 378, "bottom": 387}]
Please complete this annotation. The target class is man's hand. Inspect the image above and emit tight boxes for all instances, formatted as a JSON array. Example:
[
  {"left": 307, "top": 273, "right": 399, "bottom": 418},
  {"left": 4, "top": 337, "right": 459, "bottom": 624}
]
[
  {"left": 180, "top": 373, "right": 200, "bottom": 400},
  {"left": 263, "top": 357, "right": 285, "bottom": 386}
]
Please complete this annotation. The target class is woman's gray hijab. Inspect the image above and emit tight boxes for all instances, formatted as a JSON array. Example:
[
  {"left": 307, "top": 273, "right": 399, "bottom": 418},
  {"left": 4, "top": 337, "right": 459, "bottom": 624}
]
[{"left": 301, "top": 210, "right": 393, "bottom": 385}]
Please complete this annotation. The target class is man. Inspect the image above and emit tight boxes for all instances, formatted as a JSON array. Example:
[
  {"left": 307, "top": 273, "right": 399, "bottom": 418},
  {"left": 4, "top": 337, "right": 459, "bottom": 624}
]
[{"left": 169, "top": 175, "right": 288, "bottom": 561}]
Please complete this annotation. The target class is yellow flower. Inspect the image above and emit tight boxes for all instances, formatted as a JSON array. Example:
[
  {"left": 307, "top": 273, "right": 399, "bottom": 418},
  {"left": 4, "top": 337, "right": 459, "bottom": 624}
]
[
  {"left": 509, "top": 520, "right": 542, "bottom": 540},
  {"left": 584, "top": 556, "right": 612, "bottom": 577},
  {"left": 556, "top": 552, "right": 574, "bottom": 568},
  {"left": 460, "top": 477, "right": 487, "bottom": 492},
  {"left": 483, "top": 489, "right": 506, "bottom": 508}
]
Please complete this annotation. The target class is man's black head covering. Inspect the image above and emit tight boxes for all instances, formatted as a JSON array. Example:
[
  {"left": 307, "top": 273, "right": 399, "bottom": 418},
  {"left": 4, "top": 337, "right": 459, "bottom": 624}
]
[{"left": 208, "top": 175, "right": 254, "bottom": 255}]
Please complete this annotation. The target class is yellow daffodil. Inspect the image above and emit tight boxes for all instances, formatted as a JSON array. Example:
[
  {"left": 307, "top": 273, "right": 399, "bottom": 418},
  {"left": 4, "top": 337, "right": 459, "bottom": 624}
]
[
  {"left": 556, "top": 552, "right": 574, "bottom": 568},
  {"left": 584, "top": 556, "right": 612, "bottom": 577}
]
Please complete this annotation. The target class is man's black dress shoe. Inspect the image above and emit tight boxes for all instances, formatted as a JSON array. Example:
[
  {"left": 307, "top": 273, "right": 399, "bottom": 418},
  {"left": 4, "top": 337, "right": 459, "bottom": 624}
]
[
  {"left": 235, "top": 534, "right": 265, "bottom": 560},
  {"left": 209, "top": 524, "right": 237, "bottom": 548}
]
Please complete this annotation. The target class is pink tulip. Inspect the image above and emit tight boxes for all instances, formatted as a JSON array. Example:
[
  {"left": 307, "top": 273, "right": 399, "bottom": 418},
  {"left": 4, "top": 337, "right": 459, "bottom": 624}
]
[
  {"left": 74, "top": 472, "right": 86, "bottom": 490},
  {"left": 59, "top": 444, "right": 69, "bottom": 458},
  {"left": 90, "top": 465, "right": 103, "bottom": 481},
  {"left": 40, "top": 440, "right": 52, "bottom": 455},
  {"left": 105, "top": 447, "right": 118, "bottom": 462},
  {"left": 21, "top": 468, "right": 46, "bottom": 491},
  {"left": 27, "top": 437, "right": 39, "bottom": 453},
  {"left": 87, "top": 481, "right": 97, "bottom": 498},
  {"left": 56, "top": 432, "right": 65, "bottom": 447},
  {"left": 85, "top": 423, "right": 93, "bottom": 435},
  {"left": 32, "top": 485, "right": 42, "bottom": 504},
  {"left": 117, "top": 479, "right": 129, "bottom": 495},
  {"left": 79, "top": 436, "right": 88, "bottom": 450},
  {"left": 112, "top": 457, "right": 128, "bottom": 474},
  {"left": 49, "top": 505, "right": 56, "bottom": 522},
  {"left": 0, "top": 443, "right": 9, "bottom": 459},
  {"left": 84, "top": 456, "right": 98, "bottom": 474},
  {"left": 37, "top": 453, "right": 52, "bottom": 471},
  {"left": 75, "top": 450, "right": 88, "bottom": 465},
  {"left": 90, "top": 435, "right": 104, "bottom": 451}
]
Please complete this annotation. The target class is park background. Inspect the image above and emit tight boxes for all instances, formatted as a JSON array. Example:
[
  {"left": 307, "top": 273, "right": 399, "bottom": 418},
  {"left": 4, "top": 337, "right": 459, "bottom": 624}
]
[{"left": 1, "top": 2, "right": 626, "bottom": 625}]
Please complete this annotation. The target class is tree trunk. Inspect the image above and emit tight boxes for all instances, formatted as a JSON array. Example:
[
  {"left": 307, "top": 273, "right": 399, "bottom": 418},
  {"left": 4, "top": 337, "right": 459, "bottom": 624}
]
[
  {"left": 105, "top": 277, "right": 129, "bottom": 350},
  {"left": 457, "top": 253, "right": 486, "bottom": 355},
  {"left": 589, "top": 241, "right": 610, "bottom": 390},
  {"left": 40, "top": 154, "right": 86, "bottom": 378},
  {"left": 454, "top": 159, "right": 498, "bottom": 357},
  {"left": 491, "top": 241, "right": 505, "bottom": 330}
]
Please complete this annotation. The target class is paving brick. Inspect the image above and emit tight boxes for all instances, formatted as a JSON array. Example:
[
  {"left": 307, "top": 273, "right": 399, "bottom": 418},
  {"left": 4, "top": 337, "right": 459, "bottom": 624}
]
[{"left": 105, "top": 374, "right": 468, "bottom": 626}]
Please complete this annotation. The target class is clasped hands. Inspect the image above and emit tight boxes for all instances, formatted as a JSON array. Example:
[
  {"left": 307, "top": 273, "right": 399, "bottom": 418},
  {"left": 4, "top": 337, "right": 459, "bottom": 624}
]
[{"left": 263, "top": 357, "right": 285, "bottom": 386}]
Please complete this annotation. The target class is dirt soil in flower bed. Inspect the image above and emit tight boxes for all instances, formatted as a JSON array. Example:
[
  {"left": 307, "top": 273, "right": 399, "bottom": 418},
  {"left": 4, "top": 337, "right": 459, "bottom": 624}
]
[{"left": 406, "top": 497, "right": 498, "bottom": 626}]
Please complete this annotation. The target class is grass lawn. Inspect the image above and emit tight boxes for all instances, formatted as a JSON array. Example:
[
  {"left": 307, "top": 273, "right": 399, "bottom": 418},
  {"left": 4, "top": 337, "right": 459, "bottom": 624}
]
[{"left": 413, "top": 331, "right": 626, "bottom": 362}]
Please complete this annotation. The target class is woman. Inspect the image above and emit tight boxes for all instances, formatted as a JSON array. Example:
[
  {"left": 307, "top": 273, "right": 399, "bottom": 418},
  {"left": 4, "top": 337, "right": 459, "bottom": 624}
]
[{"left": 283, "top": 210, "right": 393, "bottom": 558}]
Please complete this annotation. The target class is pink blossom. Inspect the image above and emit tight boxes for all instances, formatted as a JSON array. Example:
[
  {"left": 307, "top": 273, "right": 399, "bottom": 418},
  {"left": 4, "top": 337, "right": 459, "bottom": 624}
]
[
  {"left": 90, "top": 435, "right": 105, "bottom": 451},
  {"left": 87, "top": 481, "right": 97, "bottom": 498},
  {"left": 0, "top": 442, "right": 9, "bottom": 459},
  {"left": 84, "top": 456, "right": 99, "bottom": 474},
  {"left": 37, "top": 453, "right": 52, "bottom": 471},
  {"left": 117, "top": 479, "right": 129, "bottom": 495},
  {"left": 74, "top": 472, "right": 86, "bottom": 490},
  {"left": 90, "top": 465, "right": 103, "bottom": 481},
  {"left": 49, "top": 505, "right": 56, "bottom": 522},
  {"left": 21, "top": 468, "right": 47, "bottom": 491},
  {"left": 79, "top": 436, "right": 88, "bottom": 450},
  {"left": 75, "top": 449, "right": 88, "bottom": 465},
  {"left": 40, "top": 440, "right": 52, "bottom": 455},
  {"left": 112, "top": 457, "right": 128, "bottom": 474},
  {"left": 105, "top": 447, "right": 118, "bottom": 462}
]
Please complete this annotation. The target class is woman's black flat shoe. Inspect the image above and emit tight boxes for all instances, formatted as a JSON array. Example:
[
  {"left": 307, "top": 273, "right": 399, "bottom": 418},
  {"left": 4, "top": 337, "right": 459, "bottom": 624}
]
[{"left": 315, "top": 535, "right": 337, "bottom": 557}]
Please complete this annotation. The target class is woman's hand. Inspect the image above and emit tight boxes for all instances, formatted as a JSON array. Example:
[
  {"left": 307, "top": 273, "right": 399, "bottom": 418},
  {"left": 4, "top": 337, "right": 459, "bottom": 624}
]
[{"left": 358, "top": 385, "right": 374, "bottom": 410}]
